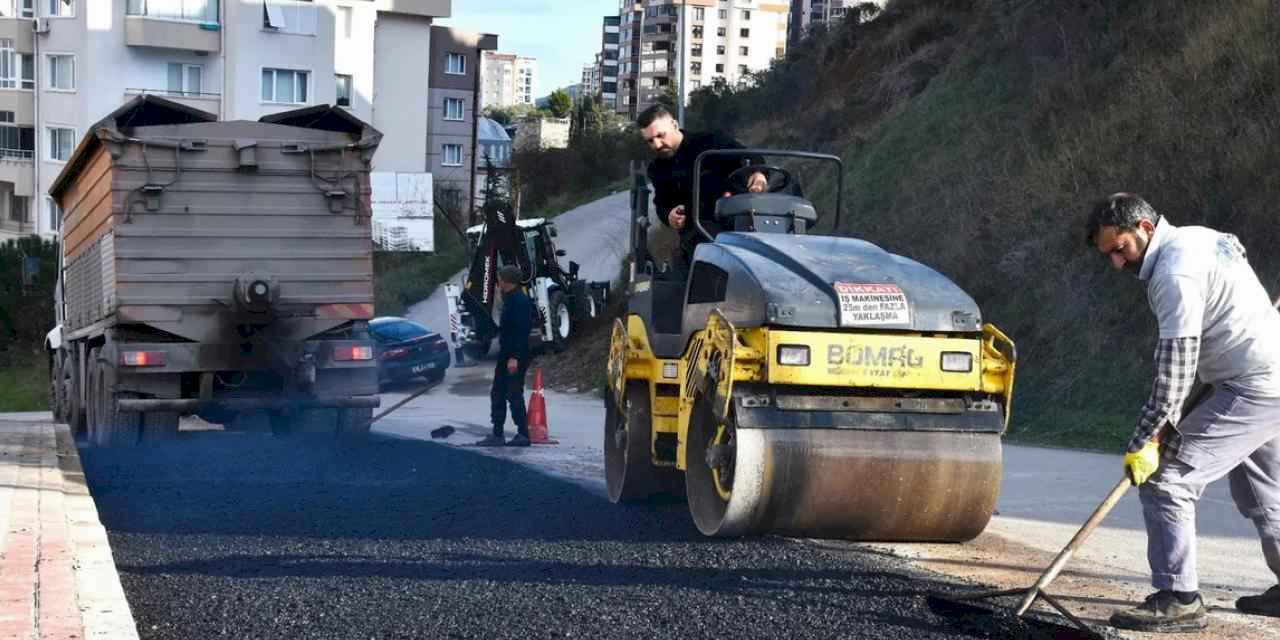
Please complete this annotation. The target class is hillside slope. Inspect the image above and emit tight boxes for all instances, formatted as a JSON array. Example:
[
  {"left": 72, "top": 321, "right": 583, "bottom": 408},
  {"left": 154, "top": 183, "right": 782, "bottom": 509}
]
[{"left": 694, "top": 0, "right": 1280, "bottom": 449}]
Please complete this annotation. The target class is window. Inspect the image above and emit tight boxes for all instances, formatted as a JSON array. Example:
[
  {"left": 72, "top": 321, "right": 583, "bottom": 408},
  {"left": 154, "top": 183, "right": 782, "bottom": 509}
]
[
  {"left": 443, "top": 97, "right": 464, "bottom": 121},
  {"left": 262, "top": 0, "right": 316, "bottom": 35},
  {"left": 715, "top": 63, "right": 724, "bottom": 73},
  {"left": 46, "top": 0, "right": 70, "bottom": 17},
  {"left": 716, "top": 26, "right": 726, "bottom": 37},
  {"left": 717, "top": 8, "right": 726, "bottom": 19},
  {"left": 166, "top": 63, "right": 202, "bottom": 95},
  {"left": 716, "top": 45, "right": 725, "bottom": 55},
  {"left": 690, "top": 61, "right": 701, "bottom": 75},
  {"left": 45, "top": 196, "right": 61, "bottom": 231},
  {"left": 741, "top": 10, "right": 751, "bottom": 20},
  {"left": 691, "top": 46, "right": 702, "bottom": 57},
  {"left": 8, "top": 194, "right": 27, "bottom": 223},
  {"left": 337, "top": 5, "right": 351, "bottom": 38},
  {"left": 261, "top": 67, "right": 308, "bottom": 103},
  {"left": 19, "top": 0, "right": 33, "bottom": 17},
  {"left": 445, "top": 52, "right": 466, "bottom": 75},
  {"left": 442, "top": 144, "right": 462, "bottom": 166},
  {"left": 693, "top": 6, "right": 703, "bottom": 20},
  {"left": 46, "top": 126, "right": 73, "bottom": 162},
  {"left": 740, "top": 28, "right": 750, "bottom": 37},
  {"left": 126, "top": 0, "right": 216, "bottom": 22},
  {"left": 335, "top": 73, "right": 351, "bottom": 106},
  {"left": 738, "top": 64, "right": 749, "bottom": 75},
  {"left": 46, "top": 54, "right": 73, "bottom": 91},
  {"left": 0, "top": 40, "right": 33, "bottom": 90},
  {"left": 691, "top": 25, "right": 702, "bottom": 38},
  {"left": 739, "top": 46, "right": 749, "bottom": 56}
]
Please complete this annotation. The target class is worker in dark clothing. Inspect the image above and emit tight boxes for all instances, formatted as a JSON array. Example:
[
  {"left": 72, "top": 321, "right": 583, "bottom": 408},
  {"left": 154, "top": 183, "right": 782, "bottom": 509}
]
[
  {"left": 637, "top": 105, "right": 767, "bottom": 279},
  {"left": 476, "top": 265, "right": 534, "bottom": 447}
]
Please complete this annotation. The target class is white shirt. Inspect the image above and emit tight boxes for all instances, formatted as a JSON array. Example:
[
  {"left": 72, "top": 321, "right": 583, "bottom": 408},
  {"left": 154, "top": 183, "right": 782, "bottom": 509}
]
[{"left": 1140, "top": 219, "right": 1280, "bottom": 397}]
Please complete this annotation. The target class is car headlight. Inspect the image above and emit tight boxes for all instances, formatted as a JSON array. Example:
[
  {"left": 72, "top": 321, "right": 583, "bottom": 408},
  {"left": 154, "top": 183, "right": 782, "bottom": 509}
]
[
  {"left": 940, "top": 352, "right": 973, "bottom": 372},
  {"left": 777, "top": 345, "right": 810, "bottom": 366}
]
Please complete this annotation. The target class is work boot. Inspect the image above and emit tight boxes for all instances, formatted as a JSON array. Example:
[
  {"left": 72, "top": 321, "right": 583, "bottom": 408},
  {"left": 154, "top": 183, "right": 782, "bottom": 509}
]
[
  {"left": 506, "top": 434, "right": 531, "bottom": 447},
  {"left": 1110, "top": 591, "right": 1208, "bottom": 632},
  {"left": 475, "top": 434, "right": 506, "bottom": 447},
  {"left": 1237, "top": 584, "right": 1280, "bottom": 617}
]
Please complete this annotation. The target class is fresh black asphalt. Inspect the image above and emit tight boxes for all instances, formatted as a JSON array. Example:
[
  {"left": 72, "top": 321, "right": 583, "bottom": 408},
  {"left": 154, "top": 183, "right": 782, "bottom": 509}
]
[{"left": 80, "top": 431, "right": 1031, "bottom": 640}]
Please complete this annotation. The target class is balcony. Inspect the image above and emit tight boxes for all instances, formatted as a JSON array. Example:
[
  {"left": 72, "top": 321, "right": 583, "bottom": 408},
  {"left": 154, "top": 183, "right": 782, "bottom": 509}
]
[
  {"left": 124, "top": 88, "right": 220, "bottom": 117},
  {"left": 124, "top": 0, "right": 220, "bottom": 53}
]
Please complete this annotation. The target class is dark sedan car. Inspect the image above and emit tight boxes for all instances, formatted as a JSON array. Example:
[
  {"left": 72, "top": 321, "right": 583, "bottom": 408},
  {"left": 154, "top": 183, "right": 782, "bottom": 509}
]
[{"left": 369, "top": 317, "right": 451, "bottom": 387}]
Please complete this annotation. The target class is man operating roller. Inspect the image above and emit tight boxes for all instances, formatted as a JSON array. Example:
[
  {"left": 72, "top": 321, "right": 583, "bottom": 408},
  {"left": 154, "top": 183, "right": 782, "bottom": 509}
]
[
  {"left": 637, "top": 105, "right": 767, "bottom": 280},
  {"left": 1086, "top": 193, "right": 1280, "bottom": 632}
]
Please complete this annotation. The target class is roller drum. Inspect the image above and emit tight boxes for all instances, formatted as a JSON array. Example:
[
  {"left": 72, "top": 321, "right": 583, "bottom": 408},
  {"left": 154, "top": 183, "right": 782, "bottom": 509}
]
[{"left": 689, "top": 426, "right": 1001, "bottom": 542}]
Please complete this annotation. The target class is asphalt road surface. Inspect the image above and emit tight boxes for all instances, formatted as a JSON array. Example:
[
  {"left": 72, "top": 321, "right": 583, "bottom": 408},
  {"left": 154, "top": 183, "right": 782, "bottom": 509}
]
[{"left": 79, "top": 431, "right": 1018, "bottom": 640}]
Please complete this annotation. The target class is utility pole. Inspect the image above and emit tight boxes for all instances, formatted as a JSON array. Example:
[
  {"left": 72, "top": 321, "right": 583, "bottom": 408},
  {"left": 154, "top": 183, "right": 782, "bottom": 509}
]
[{"left": 676, "top": 6, "right": 685, "bottom": 124}]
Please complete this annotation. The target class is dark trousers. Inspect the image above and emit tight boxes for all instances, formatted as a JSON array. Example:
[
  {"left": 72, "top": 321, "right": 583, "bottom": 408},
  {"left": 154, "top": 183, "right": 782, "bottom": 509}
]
[{"left": 490, "top": 358, "right": 529, "bottom": 437}]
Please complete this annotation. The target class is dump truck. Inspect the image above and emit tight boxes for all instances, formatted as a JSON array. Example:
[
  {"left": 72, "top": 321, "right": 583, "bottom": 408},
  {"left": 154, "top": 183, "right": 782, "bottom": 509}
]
[
  {"left": 446, "top": 208, "right": 609, "bottom": 359},
  {"left": 606, "top": 151, "right": 1017, "bottom": 541},
  {"left": 44, "top": 95, "right": 381, "bottom": 446}
]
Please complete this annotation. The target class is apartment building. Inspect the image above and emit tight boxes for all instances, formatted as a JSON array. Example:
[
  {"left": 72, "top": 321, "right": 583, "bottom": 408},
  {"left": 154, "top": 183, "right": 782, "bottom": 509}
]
[
  {"left": 613, "top": 0, "right": 789, "bottom": 120},
  {"left": 788, "top": 0, "right": 884, "bottom": 43},
  {"left": 599, "top": 14, "right": 620, "bottom": 109},
  {"left": 0, "top": 0, "right": 453, "bottom": 244},
  {"left": 426, "top": 25, "right": 497, "bottom": 220},
  {"left": 581, "top": 57, "right": 601, "bottom": 97},
  {"left": 480, "top": 51, "right": 538, "bottom": 110}
]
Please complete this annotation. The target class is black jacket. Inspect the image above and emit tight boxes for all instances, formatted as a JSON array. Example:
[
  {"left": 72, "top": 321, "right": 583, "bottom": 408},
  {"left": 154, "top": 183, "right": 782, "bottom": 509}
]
[
  {"left": 497, "top": 289, "right": 532, "bottom": 362},
  {"left": 646, "top": 131, "right": 761, "bottom": 235}
]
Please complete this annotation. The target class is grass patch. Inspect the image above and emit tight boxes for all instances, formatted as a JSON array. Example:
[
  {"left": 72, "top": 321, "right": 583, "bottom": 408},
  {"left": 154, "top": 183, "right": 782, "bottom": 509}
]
[{"left": 0, "top": 351, "right": 48, "bottom": 412}]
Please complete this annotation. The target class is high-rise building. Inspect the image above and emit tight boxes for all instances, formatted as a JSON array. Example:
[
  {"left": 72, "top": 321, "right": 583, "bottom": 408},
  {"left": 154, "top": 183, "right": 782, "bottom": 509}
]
[
  {"left": 480, "top": 51, "right": 538, "bottom": 110},
  {"left": 613, "top": 0, "right": 790, "bottom": 120},
  {"left": 0, "top": 0, "right": 455, "bottom": 242},
  {"left": 599, "top": 14, "right": 621, "bottom": 109},
  {"left": 582, "top": 58, "right": 602, "bottom": 97},
  {"left": 788, "top": 0, "right": 884, "bottom": 44}
]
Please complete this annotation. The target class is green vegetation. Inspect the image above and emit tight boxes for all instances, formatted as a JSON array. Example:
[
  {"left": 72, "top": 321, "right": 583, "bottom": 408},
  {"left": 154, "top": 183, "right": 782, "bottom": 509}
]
[
  {"left": 684, "top": 0, "right": 1280, "bottom": 451},
  {"left": 0, "top": 352, "right": 47, "bottom": 412}
]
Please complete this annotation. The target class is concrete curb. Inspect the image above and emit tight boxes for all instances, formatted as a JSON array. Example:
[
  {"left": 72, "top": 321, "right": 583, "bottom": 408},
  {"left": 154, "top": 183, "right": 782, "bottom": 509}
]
[{"left": 55, "top": 425, "right": 139, "bottom": 640}]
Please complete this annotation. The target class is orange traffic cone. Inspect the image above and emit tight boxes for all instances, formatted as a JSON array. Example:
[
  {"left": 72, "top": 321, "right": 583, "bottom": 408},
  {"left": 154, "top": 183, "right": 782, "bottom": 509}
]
[{"left": 526, "top": 367, "right": 558, "bottom": 445}]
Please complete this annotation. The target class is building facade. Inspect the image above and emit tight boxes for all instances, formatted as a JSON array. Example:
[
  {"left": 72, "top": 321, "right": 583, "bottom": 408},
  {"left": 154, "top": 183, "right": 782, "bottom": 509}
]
[
  {"left": 512, "top": 116, "right": 569, "bottom": 152},
  {"left": 480, "top": 51, "right": 537, "bottom": 110},
  {"left": 613, "top": 0, "right": 790, "bottom": 120},
  {"left": 426, "top": 25, "right": 497, "bottom": 220},
  {"left": 788, "top": 0, "right": 884, "bottom": 44},
  {"left": 599, "top": 14, "right": 620, "bottom": 109},
  {"left": 0, "top": 0, "right": 453, "bottom": 243}
]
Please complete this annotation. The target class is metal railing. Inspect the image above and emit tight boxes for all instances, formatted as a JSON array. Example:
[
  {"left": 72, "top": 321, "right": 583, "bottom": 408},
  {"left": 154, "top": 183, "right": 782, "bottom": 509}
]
[
  {"left": 125, "top": 87, "right": 222, "bottom": 99},
  {"left": 0, "top": 148, "right": 33, "bottom": 161}
]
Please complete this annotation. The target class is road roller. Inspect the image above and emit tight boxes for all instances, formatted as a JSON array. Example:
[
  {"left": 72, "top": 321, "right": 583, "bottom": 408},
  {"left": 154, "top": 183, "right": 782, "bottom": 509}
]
[{"left": 605, "top": 150, "right": 1017, "bottom": 541}]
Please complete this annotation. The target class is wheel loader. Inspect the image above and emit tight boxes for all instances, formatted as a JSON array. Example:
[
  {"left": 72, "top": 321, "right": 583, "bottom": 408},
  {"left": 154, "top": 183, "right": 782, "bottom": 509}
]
[{"left": 605, "top": 150, "right": 1017, "bottom": 541}]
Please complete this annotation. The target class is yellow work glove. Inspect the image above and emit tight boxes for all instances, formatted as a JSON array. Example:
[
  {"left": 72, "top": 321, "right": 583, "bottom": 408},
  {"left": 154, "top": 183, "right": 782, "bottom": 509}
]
[{"left": 1124, "top": 440, "right": 1161, "bottom": 486}]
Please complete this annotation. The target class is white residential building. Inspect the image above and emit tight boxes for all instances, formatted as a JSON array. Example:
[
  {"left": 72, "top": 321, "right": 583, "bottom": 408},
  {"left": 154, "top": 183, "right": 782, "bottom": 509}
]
[
  {"left": 0, "top": 0, "right": 452, "bottom": 242},
  {"left": 788, "top": 0, "right": 884, "bottom": 43},
  {"left": 480, "top": 51, "right": 537, "bottom": 110},
  {"left": 616, "top": 0, "right": 789, "bottom": 119}
]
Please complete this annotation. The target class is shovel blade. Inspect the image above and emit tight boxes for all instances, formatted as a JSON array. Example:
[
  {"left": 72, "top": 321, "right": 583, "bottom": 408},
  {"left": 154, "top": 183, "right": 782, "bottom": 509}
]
[{"left": 926, "top": 593, "right": 1113, "bottom": 640}]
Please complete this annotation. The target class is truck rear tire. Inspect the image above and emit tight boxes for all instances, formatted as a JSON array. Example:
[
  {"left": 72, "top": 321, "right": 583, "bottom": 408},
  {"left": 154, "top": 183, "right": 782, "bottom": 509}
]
[
  {"left": 88, "top": 349, "right": 141, "bottom": 448},
  {"left": 64, "top": 349, "right": 86, "bottom": 436},
  {"left": 337, "top": 408, "right": 373, "bottom": 445}
]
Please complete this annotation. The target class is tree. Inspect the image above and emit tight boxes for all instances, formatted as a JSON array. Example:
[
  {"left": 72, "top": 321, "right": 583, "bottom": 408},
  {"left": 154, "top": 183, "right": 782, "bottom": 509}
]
[
  {"left": 656, "top": 82, "right": 679, "bottom": 113},
  {"left": 547, "top": 89, "right": 573, "bottom": 119}
]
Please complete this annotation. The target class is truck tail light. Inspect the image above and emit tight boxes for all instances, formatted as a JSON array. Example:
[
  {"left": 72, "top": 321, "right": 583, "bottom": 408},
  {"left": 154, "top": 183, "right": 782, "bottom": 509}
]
[
  {"left": 120, "top": 350, "right": 166, "bottom": 367},
  {"left": 334, "top": 345, "right": 374, "bottom": 361}
]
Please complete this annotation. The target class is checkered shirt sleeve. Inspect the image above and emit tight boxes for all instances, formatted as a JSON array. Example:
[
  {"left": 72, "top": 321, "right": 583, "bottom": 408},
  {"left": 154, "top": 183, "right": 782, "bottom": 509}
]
[{"left": 1129, "top": 336, "right": 1201, "bottom": 453}]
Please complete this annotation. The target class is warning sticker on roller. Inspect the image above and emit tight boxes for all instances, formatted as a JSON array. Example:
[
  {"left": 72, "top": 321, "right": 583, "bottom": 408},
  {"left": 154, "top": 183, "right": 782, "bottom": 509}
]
[{"left": 834, "top": 282, "right": 911, "bottom": 326}]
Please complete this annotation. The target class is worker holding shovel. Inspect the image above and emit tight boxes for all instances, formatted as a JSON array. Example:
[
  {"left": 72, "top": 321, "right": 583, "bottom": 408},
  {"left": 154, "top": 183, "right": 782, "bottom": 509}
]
[{"left": 1087, "top": 193, "right": 1280, "bottom": 632}]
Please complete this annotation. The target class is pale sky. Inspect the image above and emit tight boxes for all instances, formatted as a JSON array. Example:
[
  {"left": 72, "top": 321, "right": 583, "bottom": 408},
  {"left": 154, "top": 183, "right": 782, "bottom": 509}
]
[{"left": 441, "top": 0, "right": 619, "bottom": 99}]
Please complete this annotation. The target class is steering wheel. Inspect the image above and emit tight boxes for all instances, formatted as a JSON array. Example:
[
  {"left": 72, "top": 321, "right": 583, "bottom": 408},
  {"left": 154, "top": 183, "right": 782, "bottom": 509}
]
[{"left": 726, "top": 164, "right": 793, "bottom": 194}]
